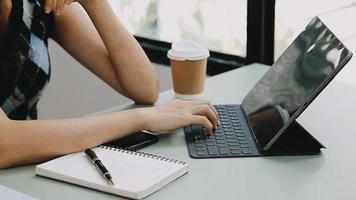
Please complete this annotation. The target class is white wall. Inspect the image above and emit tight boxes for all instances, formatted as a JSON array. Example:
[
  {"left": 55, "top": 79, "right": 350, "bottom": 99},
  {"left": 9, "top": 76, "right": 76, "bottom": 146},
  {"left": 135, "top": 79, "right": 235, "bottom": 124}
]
[{"left": 37, "top": 40, "right": 173, "bottom": 119}]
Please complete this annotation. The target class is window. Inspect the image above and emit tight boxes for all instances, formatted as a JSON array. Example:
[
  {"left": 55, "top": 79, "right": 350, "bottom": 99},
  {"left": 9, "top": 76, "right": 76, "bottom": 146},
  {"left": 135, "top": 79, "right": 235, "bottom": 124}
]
[
  {"left": 109, "top": 0, "right": 247, "bottom": 57},
  {"left": 275, "top": 0, "right": 356, "bottom": 59},
  {"left": 108, "top": 0, "right": 275, "bottom": 75}
]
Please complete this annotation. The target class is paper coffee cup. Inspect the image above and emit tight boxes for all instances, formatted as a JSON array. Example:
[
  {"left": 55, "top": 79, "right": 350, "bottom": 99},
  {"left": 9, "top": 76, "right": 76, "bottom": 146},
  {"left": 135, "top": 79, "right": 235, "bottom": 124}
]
[{"left": 167, "top": 41, "right": 210, "bottom": 100}]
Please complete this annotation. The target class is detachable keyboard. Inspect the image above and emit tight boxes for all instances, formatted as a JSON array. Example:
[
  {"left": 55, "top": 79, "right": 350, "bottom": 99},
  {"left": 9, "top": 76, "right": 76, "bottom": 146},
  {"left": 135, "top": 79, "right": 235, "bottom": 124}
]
[{"left": 184, "top": 105, "right": 259, "bottom": 158}]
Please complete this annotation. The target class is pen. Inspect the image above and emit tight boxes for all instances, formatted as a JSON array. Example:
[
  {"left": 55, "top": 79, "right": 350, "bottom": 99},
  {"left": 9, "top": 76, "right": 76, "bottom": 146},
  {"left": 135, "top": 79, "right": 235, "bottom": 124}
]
[{"left": 85, "top": 148, "right": 115, "bottom": 186}]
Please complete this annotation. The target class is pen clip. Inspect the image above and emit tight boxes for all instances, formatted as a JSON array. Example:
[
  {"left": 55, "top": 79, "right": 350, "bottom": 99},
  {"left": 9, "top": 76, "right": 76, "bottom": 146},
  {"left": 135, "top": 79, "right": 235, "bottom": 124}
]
[{"left": 85, "top": 149, "right": 99, "bottom": 164}]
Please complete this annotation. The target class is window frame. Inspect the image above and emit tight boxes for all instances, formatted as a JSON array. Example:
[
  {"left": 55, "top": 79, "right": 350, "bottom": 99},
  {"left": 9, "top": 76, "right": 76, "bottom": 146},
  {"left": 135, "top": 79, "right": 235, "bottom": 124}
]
[{"left": 134, "top": 0, "right": 275, "bottom": 75}]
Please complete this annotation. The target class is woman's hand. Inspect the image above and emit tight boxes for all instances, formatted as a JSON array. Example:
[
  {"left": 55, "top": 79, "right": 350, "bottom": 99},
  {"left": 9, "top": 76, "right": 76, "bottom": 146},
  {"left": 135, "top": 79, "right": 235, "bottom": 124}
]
[
  {"left": 44, "top": 0, "right": 74, "bottom": 15},
  {"left": 139, "top": 99, "right": 220, "bottom": 134}
]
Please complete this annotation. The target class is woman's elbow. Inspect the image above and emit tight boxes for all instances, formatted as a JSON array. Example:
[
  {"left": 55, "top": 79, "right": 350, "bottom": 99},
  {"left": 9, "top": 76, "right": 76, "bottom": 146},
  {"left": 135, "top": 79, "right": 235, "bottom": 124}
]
[
  {"left": 135, "top": 79, "right": 160, "bottom": 105},
  {"left": 0, "top": 136, "right": 11, "bottom": 169},
  {"left": 0, "top": 119, "right": 9, "bottom": 169},
  {"left": 0, "top": 150, "right": 8, "bottom": 170},
  {"left": 0, "top": 117, "right": 16, "bottom": 169}
]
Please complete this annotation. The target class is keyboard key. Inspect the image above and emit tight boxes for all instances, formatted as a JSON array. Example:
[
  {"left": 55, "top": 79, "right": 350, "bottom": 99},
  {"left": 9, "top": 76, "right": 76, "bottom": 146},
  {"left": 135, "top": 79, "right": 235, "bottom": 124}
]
[
  {"left": 194, "top": 135, "right": 206, "bottom": 140},
  {"left": 223, "top": 127, "right": 233, "bottom": 131},
  {"left": 220, "top": 113, "right": 228, "bottom": 117},
  {"left": 229, "top": 145, "right": 240, "bottom": 150},
  {"left": 228, "top": 142, "right": 239, "bottom": 146},
  {"left": 221, "top": 122, "right": 230, "bottom": 126},
  {"left": 206, "top": 138, "right": 215, "bottom": 142},
  {"left": 219, "top": 148, "right": 231, "bottom": 155},
  {"left": 206, "top": 142, "right": 216, "bottom": 146},
  {"left": 236, "top": 133, "right": 245, "bottom": 137},
  {"left": 238, "top": 140, "right": 248, "bottom": 144},
  {"left": 232, "top": 125, "right": 240, "bottom": 130},
  {"left": 216, "top": 140, "right": 227, "bottom": 144},
  {"left": 214, "top": 132, "right": 224, "bottom": 136},
  {"left": 208, "top": 146, "right": 218, "bottom": 155},
  {"left": 221, "top": 119, "right": 230, "bottom": 123},
  {"left": 237, "top": 137, "right": 246, "bottom": 141},
  {"left": 196, "top": 146, "right": 207, "bottom": 151},
  {"left": 219, "top": 113, "right": 228, "bottom": 118},
  {"left": 227, "top": 139, "right": 237, "bottom": 143},
  {"left": 195, "top": 143, "right": 206, "bottom": 148},
  {"left": 224, "top": 132, "right": 235, "bottom": 135},
  {"left": 197, "top": 151, "right": 208, "bottom": 156},
  {"left": 231, "top": 149, "right": 242, "bottom": 154},
  {"left": 195, "top": 140, "right": 205, "bottom": 145},
  {"left": 223, "top": 128, "right": 234, "bottom": 132},
  {"left": 214, "top": 129, "right": 223, "bottom": 133},
  {"left": 240, "top": 144, "right": 250, "bottom": 148},
  {"left": 226, "top": 135, "right": 236, "bottom": 139},
  {"left": 242, "top": 148, "right": 251, "bottom": 154},
  {"left": 215, "top": 135, "right": 225, "bottom": 140},
  {"left": 217, "top": 143, "right": 228, "bottom": 148}
]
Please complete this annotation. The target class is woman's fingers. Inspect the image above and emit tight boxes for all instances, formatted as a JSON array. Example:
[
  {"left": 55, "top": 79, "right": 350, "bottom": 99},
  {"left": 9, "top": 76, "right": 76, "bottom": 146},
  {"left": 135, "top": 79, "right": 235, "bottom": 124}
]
[
  {"left": 141, "top": 99, "right": 219, "bottom": 134},
  {"left": 45, "top": 0, "right": 72, "bottom": 15},
  {"left": 191, "top": 105, "right": 218, "bottom": 130},
  {"left": 209, "top": 103, "right": 220, "bottom": 125},
  {"left": 45, "top": 0, "right": 56, "bottom": 13},
  {"left": 55, "top": 0, "right": 66, "bottom": 15},
  {"left": 190, "top": 115, "right": 213, "bottom": 134},
  {"left": 189, "top": 99, "right": 220, "bottom": 124}
]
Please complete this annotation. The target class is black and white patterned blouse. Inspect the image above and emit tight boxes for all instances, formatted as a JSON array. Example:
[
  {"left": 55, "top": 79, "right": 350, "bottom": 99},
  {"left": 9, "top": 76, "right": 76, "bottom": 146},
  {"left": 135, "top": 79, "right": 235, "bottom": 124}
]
[{"left": 0, "top": 0, "right": 54, "bottom": 120}]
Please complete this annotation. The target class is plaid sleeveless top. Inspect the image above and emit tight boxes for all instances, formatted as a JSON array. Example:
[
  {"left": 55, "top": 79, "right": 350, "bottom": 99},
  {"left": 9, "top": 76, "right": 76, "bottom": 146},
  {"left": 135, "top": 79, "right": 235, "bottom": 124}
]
[{"left": 0, "top": 0, "right": 54, "bottom": 120}]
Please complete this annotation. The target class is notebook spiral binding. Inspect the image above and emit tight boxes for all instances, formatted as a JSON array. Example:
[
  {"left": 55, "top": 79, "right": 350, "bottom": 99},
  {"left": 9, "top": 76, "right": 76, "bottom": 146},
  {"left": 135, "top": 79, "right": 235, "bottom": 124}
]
[{"left": 100, "top": 145, "right": 187, "bottom": 165}]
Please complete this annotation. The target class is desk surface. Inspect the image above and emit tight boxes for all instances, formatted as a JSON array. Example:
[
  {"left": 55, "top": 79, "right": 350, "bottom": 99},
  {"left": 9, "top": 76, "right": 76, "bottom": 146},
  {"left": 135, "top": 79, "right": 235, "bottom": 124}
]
[{"left": 2, "top": 63, "right": 356, "bottom": 200}]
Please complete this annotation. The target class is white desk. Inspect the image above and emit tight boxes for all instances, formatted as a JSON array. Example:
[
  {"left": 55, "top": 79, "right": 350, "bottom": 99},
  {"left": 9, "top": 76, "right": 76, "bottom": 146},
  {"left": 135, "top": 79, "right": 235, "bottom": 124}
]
[{"left": 1, "top": 63, "right": 356, "bottom": 200}]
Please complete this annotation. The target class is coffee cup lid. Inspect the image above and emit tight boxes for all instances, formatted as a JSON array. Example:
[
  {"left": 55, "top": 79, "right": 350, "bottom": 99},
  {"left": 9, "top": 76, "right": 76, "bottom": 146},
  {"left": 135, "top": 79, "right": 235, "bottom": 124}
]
[{"left": 167, "top": 41, "right": 210, "bottom": 61}]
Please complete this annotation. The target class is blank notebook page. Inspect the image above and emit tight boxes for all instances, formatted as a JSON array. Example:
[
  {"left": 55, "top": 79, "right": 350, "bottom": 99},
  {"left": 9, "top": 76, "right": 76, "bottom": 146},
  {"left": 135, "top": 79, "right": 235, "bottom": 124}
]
[{"left": 36, "top": 146, "right": 189, "bottom": 199}]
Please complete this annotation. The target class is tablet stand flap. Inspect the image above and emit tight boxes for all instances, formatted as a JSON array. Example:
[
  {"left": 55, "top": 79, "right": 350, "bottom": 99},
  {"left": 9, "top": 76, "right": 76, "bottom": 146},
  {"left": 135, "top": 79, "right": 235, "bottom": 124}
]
[{"left": 263, "top": 121, "right": 325, "bottom": 156}]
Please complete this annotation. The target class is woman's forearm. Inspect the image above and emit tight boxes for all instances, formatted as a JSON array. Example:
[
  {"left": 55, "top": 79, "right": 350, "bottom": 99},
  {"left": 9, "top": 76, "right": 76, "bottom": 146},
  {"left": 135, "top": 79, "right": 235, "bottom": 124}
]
[
  {"left": 79, "top": 0, "right": 159, "bottom": 104},
  {"left": 0, "top": 109, "right": 145, "bottom": 169},
  {"left": 0, "top": 99, "right": 219, "bottom": 169}
]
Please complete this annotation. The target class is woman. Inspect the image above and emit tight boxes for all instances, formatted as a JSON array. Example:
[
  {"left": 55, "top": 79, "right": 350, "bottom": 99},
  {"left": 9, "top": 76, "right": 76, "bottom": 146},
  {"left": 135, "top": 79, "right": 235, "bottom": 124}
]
[{"left": 0, "top": 0, "right": 218, "bottom": 169}]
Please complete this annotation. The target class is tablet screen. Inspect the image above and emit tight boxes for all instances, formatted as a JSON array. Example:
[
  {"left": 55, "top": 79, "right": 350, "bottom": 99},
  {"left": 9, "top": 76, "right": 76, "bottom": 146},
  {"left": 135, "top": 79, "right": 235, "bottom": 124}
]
[{"left": 241, "top": 17, "right": 352, "bottom": 150}]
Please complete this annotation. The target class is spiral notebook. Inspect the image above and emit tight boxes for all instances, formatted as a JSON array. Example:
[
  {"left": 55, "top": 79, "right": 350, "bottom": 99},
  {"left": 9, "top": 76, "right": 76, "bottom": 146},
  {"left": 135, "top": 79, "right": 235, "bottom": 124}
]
[{"left": 36, "top": 146, "right": 189, "bottom": 199}]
